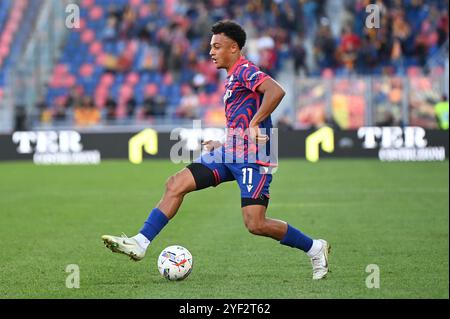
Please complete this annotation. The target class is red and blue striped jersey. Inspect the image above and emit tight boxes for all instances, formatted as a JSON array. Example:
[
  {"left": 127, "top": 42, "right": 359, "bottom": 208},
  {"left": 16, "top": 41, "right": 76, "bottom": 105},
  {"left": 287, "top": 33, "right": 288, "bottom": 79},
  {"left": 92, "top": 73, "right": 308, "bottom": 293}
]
[
  {"left": 223, "top": 56, "right": 271, "bottom": 130},
  {"left": 222, "top": 56, "right": 274, "bottom": 165}
]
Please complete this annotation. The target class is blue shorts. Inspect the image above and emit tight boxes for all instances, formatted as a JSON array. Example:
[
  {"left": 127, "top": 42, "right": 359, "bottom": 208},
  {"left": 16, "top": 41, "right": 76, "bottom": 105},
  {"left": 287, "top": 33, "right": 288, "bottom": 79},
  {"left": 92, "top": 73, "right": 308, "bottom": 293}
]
[{"left": 189, "top": 148, "right": 272, "bottom": 201}]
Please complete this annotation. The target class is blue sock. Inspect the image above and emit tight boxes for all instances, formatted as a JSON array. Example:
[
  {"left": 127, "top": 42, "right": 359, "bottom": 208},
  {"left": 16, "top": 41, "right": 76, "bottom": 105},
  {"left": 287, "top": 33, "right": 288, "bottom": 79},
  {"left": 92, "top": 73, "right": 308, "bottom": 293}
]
[
  {"left": 280, "top": 224, "right": 313, "bottom": 252},
  {"left": 139, "top": 208, "right": 169, "bottom": 241}
]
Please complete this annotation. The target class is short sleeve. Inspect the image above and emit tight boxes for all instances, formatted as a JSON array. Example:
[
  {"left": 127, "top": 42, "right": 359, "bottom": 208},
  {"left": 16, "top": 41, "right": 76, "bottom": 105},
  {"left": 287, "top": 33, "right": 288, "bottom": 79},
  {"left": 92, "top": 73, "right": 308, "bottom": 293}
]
[{"left": 236, "top": 64, "right": 270, "bottom": 92}]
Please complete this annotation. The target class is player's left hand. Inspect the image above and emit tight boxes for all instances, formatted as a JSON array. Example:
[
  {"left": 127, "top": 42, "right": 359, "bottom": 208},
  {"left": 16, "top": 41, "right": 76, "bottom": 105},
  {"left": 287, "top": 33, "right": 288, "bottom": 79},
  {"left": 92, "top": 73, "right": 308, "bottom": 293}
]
[{"left": 249, "top": 125, "right": 269, "bottom": 144}]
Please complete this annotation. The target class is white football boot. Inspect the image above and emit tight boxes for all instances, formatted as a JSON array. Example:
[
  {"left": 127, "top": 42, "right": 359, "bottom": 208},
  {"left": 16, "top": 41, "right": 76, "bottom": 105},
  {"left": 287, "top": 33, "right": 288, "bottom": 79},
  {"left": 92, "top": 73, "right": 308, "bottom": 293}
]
[
  {"left": 102, "top": 233, "right": 146, "bottom": 261},
  {"left": 310, "top": 239, "right": 330, "bottom": 280}
]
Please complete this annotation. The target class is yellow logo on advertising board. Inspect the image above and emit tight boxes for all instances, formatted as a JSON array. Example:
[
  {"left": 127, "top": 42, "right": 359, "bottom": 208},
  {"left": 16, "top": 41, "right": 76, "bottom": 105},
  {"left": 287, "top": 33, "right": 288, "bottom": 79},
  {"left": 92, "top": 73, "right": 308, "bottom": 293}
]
[
  {"left": 128, "top": 129, "right": 158, "bottom": 164},
  {"left": 305, "top": 127, "right": 334, "bottom": 162}
]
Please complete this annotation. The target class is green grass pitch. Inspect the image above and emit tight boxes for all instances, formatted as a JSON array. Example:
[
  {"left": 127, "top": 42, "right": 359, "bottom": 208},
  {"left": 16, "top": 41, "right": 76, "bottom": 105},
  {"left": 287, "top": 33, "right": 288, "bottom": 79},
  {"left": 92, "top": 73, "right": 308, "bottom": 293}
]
[{"left": 0, "top": 159, "right": 448, "bottom": 298}]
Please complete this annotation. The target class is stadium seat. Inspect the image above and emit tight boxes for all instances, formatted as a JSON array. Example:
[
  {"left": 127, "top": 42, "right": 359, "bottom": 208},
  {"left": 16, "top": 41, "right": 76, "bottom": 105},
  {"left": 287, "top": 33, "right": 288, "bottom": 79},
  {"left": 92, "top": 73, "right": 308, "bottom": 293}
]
[
  {"left": 89, "top": 6, "right": 104, "bottom": 21},
  {"left": 81, "top": 0, "right": 95, "bottom": 9}
]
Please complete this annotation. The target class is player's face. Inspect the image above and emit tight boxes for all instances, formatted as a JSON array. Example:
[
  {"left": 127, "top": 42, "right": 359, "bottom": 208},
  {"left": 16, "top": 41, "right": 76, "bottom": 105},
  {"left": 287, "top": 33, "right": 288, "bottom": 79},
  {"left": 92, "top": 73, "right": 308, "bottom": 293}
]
[{"left": 209, "top": 33, "right": 237, "bottom": 70}]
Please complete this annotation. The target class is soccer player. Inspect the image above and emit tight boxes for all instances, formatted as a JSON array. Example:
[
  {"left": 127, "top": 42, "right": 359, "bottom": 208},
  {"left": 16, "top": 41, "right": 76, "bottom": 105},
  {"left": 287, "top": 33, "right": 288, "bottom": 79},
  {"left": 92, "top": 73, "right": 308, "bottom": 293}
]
[{"left": 102, "top": 20, "right": 330, "bottom": 280}]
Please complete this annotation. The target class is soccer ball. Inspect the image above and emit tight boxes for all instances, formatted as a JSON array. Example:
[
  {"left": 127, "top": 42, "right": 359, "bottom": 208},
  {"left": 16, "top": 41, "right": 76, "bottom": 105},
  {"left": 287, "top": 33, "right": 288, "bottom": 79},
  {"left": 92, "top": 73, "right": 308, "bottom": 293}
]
[{"left": 157, "top": 245, "right": 193, "bottom": 281}]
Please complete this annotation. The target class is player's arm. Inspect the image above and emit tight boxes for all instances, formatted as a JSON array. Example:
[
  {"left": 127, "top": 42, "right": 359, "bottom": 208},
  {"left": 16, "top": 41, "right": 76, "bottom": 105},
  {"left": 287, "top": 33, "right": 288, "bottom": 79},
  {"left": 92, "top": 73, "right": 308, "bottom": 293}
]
[{"left": 249, "top": 78, "right": 286, "bottom": 142}]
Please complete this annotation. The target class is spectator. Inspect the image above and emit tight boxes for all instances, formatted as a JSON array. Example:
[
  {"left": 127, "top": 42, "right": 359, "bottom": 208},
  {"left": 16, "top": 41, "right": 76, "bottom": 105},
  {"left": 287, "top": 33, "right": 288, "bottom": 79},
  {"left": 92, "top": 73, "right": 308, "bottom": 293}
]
[
  {"left": 117, "top": 49, "right": 134, "bottom": 73},
  {"left": 105, "top": 95, "right": 117, "bottom": 121},
  {"left": 314, "top": 24, "right": 336, "bottom": 69},
  {"left": 119, "top": 5, "right": 137, "bottom": 39},
  {"left": 192, "top": 73, "right": 207, "bottom": 93},
  {"left": 302, "top": 0, "right": 319, "bottom": 39},
  {"left": 356, "top": 34, "right": 378, "bottom": 73},
  {"left": 257, "top": 35, "right": 277, "bottom": 77},
  {"left": 337, "top": 26, "right": 361, "bottom": 71},
  {"left": 53, "top": 104, "right": 67, "bottom": 122},
  {"left": 107, "top": 4, "right": 123, "bottom": 24},
  {"left": 291, "top": 36, "right": 308, "bottom": 76},
  {"left": 74, "top": 96, "right": 100, "bottom": 126},
  {"left": 14, "top": 105, "right": 27, "bottom": 131},
  {"left": 102, "top": 16, "right": 118, "bottom": 42},
  {"left": 35, "top": 99, "right": 49, "bottom": 123},
  {"left": 392, "top": 9, "right": 411, "bottom": 51},
  {"left": 64, "top": 87, "right": 82, "bottom": 109},
  {"left": 139, "top": 42, "right": 162, "bottom": 73},
  {"left": 187, "top": 3, "right": 213, "bottom": 40},
  {"left": 414, "top": 19, "right": 438, "bottom": 67},
  {"left": 143, "top": 87, "right": 167, "bottom": 117},
  {"left": 166, "top": 42, "right": 184, "bottom": 80},
  {"left": 177, "top": 85, "right": 199, "bottom": 119},
  {"left": 375, "top": 109, "right": 396, "bottom": 126},
  {"left": 436, "top": 11, "right": 449, "bottom": 47},
  {"left": 126, "top": 97, "right": 137, "bottom": 118}
]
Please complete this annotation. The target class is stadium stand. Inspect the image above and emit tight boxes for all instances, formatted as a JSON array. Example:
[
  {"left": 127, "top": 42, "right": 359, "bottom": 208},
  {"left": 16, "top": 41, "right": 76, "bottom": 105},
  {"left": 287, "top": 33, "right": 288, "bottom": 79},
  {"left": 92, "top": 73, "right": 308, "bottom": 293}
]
[
  {"left": 0, "top": 0, "right": 44, "bottom": 117},
  {"left": 0, "top": 0, "right": 448, "bottom": 130}
]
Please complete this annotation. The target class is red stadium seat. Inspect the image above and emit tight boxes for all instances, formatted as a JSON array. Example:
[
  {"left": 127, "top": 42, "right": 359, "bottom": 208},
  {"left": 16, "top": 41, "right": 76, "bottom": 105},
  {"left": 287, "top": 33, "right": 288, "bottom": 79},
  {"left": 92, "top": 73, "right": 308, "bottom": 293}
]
[
  {"left": 16, "top": 0, "right": 26, "bottom": 10},
  {"left": 81, "top": 29, "right": 95, "bottom": 44},
  {"left": 73, "top": 18, "right": 86, "bottom": 32},
  {"left": 89, "top": 6, "right": 103, "bottom": 21},
  {"left": 96, "top": 53, "right": 107, "bottom": 65},
  {"left": 11, "top": 9, "right": 23, "bottom": 22},
  {"left": 407, "top": 66, "right": 422, "bottom": 77},
  {"left": 65, "top": 75, "right": 76, "bottom": 88},
  {"left": 100, "top": 73, "right": 115, "bottom": 87},
  {"left": 55, "top": 95, "right": 68, "bottom": 107},
  {"left": 120, "top": 84, "right": 134, "bottom": 100},
  {"left": 80, "top": 63, "right": 94, "bottom": 78},
  {"left": 0, "top": 45, "right": 9, "bottom": 58},
  {"left": 126, "top": 72, "right": 139, "bottom": 86},
  {"left": 130, "top": 0, "right": 142, "bottom": 7},
  {"left": 54, "top": 64, "right": 68, "bottom": 75},
  {"left": 81, "top": 0, "right": 94, "bottom": 8},
  {"left": 198, "top": 92, "right": 209, "bottom": 105},
  {"left": 89, "top": 41, "right": 103, "bottom": 56},
  {"left": 1, "top": 32, "right": 13, "bottom": 46},
  {"left": 163, "top": 72, "right": 173, "bottom": 85},
  {"left": 145, "top": 83, "right": 158, "bottom": 96},
  {"left": 94, "top": 87, "right": 108, "bottom": 108},
  {"left": 139, "top": 4, "right": 150, "bottom": 18},
  {"left": 49, "top": 64, "right": 70, "bottom": 88}
]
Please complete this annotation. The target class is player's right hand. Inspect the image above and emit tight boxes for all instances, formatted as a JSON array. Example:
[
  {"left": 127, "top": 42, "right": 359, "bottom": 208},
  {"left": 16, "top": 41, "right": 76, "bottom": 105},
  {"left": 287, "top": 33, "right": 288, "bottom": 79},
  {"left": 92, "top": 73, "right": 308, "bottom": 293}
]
[
  {"left": 202, "top": 140, "right": 222, "bottom": 152},
  {"left": 249, "top": 126, "right": 269, "bottom": 144}
]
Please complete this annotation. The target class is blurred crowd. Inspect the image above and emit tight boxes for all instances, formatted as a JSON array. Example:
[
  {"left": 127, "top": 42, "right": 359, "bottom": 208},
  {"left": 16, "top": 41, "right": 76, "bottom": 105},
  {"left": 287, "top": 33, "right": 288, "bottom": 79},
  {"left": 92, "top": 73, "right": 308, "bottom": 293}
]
[
  {"left": 33, "top": 0, "right": 449, "bottom": 128},
  {"left": 316, "top": 0, "right": 450, "bottom": 75}
]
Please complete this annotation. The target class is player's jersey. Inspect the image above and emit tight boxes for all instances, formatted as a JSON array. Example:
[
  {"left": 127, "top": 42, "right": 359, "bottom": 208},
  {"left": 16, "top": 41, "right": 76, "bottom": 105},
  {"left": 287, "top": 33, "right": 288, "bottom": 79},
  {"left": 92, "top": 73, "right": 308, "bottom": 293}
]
[
  {"left": 224, "top": 56, "right": 270, "bottom": 130},
  {"left": 222, "top": 56, "right": 273, "bottom": 165}
]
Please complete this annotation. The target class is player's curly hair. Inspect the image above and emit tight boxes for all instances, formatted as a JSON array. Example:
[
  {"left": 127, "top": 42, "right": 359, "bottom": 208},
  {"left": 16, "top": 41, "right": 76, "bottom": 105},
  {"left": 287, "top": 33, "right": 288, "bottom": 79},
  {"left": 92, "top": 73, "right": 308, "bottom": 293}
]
[{"left": 211, "top": 20, "right": 246, "bottom": 49}]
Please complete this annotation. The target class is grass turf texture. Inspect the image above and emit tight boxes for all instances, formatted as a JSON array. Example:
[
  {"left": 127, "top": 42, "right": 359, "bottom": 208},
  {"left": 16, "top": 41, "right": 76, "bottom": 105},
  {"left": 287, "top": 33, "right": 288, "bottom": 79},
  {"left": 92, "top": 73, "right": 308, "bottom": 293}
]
[{"left": 0, "top": 159, "right": 448, "bottom": 299}]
